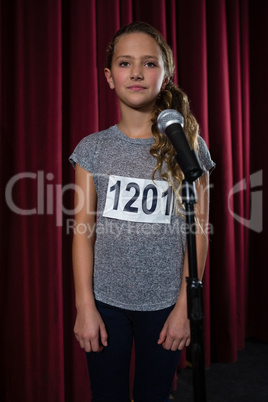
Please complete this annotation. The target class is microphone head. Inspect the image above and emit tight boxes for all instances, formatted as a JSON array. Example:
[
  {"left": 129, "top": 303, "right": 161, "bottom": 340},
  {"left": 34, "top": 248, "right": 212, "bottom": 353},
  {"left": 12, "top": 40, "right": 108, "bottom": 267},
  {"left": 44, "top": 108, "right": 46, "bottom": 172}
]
[{"left": 157, "top": 109, "right": 184, "bottom": 134}]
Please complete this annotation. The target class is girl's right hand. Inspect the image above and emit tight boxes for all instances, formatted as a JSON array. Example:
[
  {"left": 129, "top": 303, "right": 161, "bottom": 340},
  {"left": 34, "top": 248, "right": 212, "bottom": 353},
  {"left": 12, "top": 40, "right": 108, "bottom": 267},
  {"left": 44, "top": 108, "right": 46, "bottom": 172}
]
[{"left": 74, "top": 304, "right": 108, "bottom": 352}]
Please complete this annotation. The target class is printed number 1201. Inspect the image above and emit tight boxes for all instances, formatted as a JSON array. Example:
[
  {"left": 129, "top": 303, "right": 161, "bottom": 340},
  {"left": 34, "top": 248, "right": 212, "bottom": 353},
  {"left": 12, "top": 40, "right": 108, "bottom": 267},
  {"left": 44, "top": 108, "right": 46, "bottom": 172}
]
[
  {"left": 110, "top": 180, "right": 172, "bottom": 216},
  {"left": 102, "top": 175, "right": 173, "bottom": 224}
]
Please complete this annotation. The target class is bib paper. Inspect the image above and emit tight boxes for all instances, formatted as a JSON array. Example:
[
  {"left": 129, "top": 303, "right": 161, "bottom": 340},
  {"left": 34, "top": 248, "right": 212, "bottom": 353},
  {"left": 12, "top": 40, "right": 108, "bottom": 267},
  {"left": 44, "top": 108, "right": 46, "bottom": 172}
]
[{"left": 103, "top": 175, "right": 173, "bottom": 224}]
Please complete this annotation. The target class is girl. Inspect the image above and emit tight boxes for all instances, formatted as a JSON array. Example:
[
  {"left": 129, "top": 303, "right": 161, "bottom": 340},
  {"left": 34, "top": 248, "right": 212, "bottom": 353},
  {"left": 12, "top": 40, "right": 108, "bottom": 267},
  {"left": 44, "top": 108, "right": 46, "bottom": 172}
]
[{"left": 69, "top": 21, "right": 214, "bottom": 402}]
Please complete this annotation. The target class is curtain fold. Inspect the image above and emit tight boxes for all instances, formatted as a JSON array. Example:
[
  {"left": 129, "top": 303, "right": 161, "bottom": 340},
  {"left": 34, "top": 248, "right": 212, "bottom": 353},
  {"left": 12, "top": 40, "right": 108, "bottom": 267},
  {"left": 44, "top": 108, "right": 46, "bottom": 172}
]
[
  {"left": 207, "top": 0, "right": 244, "bottom": 362},
  {"left": 1, "top": 0, "right": 267, "bottom": 400},
  {"left": 247, "top": 0, "right": 268, "bottom": 342},
  {"left": 1, "top": 0, "right": 64, "bottom": 400},
  {"left": 225, "top": 0, "right": 250, "bottom": 350}
]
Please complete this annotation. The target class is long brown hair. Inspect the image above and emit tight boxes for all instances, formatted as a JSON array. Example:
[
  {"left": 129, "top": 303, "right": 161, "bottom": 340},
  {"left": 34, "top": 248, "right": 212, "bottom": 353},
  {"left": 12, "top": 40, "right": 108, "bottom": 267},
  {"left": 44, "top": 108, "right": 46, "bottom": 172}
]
[{"left": 106, "top": 21, "right": 199, "bottom": 204}]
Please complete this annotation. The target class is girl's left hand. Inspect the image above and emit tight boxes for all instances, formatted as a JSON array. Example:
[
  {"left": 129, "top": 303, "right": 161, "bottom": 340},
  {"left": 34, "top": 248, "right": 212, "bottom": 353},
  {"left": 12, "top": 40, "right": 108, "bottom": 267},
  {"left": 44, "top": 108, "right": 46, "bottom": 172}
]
[{"left": 157, "top": 305, "right": 191, "bottom": 351}]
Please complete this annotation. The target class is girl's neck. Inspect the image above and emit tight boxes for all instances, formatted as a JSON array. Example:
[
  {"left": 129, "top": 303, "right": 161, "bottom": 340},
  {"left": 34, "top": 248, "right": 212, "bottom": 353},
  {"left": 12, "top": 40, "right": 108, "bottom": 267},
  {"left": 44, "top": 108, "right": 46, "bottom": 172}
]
[{"left": 117, "top": 108, "right": 153, "bottom": 139}]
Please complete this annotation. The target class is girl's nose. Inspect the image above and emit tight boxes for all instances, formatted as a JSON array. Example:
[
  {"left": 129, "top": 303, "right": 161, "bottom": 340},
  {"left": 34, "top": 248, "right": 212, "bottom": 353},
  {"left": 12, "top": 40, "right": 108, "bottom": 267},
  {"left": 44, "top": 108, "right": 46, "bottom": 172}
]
[{"left": 130, "top": 65, "right": 143, "bottom": 81}]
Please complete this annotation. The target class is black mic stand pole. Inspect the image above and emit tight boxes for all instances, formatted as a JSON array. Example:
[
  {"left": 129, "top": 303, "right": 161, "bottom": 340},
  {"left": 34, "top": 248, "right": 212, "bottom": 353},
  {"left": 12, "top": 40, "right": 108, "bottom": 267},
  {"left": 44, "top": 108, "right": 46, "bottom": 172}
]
[{"left": 181, "top": 179, "right": 207, "bottom": 402}]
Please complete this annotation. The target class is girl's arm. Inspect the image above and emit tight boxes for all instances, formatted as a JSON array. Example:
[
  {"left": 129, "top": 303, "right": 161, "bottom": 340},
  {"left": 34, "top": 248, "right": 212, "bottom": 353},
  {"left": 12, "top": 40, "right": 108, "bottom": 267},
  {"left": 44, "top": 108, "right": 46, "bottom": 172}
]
[
  {"left": 158, "top": 171, "right": 210, "bottom": 351},
  {"left": 72, "top": 164, "right": 108, "bottom": 352}
]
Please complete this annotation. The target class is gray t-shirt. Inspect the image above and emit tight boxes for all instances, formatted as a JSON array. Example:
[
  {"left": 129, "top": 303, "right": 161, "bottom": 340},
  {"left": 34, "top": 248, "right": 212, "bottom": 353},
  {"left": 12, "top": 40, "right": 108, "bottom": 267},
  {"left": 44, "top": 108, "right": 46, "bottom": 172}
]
[{"left": 69, "top": 125, "right": 215, "bottom": 311}]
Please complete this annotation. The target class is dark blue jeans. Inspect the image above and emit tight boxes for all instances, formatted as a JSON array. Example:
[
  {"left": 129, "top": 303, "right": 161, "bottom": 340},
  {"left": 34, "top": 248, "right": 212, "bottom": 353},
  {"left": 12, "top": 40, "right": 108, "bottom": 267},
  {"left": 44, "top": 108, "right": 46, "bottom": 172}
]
[{"left": 86, "top": 300, "right": 181, "bottom": 402}]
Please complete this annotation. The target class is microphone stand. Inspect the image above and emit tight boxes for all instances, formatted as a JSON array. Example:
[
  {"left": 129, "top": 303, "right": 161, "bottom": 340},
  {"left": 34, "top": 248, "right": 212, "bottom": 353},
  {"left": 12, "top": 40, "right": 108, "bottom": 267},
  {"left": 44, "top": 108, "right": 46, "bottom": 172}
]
[
  {"left": 181, "top": 179, "right": 207, "bottom": 402},
  {"left": 156, "top": 108, "right": 207, "bottom": 400}
]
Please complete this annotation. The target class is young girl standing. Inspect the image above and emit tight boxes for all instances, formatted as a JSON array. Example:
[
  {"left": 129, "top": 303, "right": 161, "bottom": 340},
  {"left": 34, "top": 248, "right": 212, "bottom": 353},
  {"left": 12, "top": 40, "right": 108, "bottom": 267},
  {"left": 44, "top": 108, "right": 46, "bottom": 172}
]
[{"left": 70, "top": 21, "right": 215, "bottom": 402}]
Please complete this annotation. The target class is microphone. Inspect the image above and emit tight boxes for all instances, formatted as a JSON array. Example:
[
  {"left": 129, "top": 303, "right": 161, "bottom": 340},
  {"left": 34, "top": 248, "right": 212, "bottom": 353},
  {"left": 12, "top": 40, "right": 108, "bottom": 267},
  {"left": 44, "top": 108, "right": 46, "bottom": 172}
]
[{"left": 157, "top": 109, "right": 204, "bottom": 182}]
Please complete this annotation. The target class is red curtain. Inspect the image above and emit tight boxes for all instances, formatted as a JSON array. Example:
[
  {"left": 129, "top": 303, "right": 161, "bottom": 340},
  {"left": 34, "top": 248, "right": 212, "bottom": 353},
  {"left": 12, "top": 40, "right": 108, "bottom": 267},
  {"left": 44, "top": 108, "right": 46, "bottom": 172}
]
[{"left": 1, "top": 0, "right": 267, "bottom": 401}]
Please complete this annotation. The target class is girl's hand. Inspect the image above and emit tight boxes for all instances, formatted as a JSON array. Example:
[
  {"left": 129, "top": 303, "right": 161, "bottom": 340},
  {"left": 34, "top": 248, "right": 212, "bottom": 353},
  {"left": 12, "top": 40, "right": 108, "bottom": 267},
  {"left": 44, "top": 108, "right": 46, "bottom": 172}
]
[
  {"left": 74, "top": 304, "right": 108, "bottom": 353},
  {"left": 158, "top": 305, "right": 191, "bottom": 351}
]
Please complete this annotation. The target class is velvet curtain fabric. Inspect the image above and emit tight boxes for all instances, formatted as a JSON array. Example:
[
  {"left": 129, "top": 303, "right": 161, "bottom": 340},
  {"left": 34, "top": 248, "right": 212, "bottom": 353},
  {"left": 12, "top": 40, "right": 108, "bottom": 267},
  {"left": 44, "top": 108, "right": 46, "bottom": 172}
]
[{"left": 1, "top": 0, "right": 267, "bottom": 401}]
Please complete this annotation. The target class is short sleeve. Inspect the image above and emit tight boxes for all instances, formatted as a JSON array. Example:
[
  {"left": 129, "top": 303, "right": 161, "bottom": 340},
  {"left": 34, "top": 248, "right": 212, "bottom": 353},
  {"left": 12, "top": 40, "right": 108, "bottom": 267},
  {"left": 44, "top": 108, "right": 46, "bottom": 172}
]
[
  {"left": 197, "top": 136, "right": 215, "bottom": 174},
  {"left": 69, "top": 134, "right": 98, "bottom": 173}
]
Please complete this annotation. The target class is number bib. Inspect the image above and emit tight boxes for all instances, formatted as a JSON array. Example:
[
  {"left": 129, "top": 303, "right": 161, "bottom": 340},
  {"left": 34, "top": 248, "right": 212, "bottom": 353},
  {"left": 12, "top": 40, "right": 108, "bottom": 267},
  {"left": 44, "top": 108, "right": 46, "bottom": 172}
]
[{"left": 103, "top": 175, "right": 173, "bottom": 224}]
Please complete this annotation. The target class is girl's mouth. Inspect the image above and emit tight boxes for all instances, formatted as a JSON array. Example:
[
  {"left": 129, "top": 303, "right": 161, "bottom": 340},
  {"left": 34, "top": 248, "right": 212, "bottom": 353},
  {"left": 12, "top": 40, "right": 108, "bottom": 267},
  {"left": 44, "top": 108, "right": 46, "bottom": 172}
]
[{"left": 128, "top": 85, "right": 146, "bottom": 92}]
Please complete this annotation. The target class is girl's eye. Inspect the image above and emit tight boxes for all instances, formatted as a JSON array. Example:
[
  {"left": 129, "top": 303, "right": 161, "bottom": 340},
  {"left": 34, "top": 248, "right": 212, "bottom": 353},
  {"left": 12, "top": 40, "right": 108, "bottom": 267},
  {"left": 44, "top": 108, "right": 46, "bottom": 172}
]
[
  {"left": 145, "top": 62, "right": 157, "bottom": 67},
  {"left": 119, "top": 61, "right": 130, "bottom": 67}
]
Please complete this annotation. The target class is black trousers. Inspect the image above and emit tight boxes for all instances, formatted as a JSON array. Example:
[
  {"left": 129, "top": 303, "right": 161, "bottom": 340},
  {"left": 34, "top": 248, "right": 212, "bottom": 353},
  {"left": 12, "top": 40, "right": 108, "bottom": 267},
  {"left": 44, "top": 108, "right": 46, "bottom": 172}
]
[{"left": 86, "top": 300, "right": 181, "bottom": 402}]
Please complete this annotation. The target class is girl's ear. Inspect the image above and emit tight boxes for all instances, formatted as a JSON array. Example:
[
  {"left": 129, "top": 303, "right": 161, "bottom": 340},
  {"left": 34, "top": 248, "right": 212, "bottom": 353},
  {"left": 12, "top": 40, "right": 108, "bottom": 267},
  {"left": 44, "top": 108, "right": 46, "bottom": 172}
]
[
  {"left": 104, "top": 68, "right": 115, "bottom": 89},
  {"left": 161, "top": 77, "right": 169, "bottom": 90}
]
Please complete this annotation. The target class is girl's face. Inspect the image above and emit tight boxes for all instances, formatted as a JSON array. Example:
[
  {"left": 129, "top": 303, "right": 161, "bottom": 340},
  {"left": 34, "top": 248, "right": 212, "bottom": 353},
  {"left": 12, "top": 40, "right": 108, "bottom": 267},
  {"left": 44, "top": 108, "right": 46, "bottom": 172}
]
[{"left": 105, "top": 33, "right": 168, "bottom": 112}]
